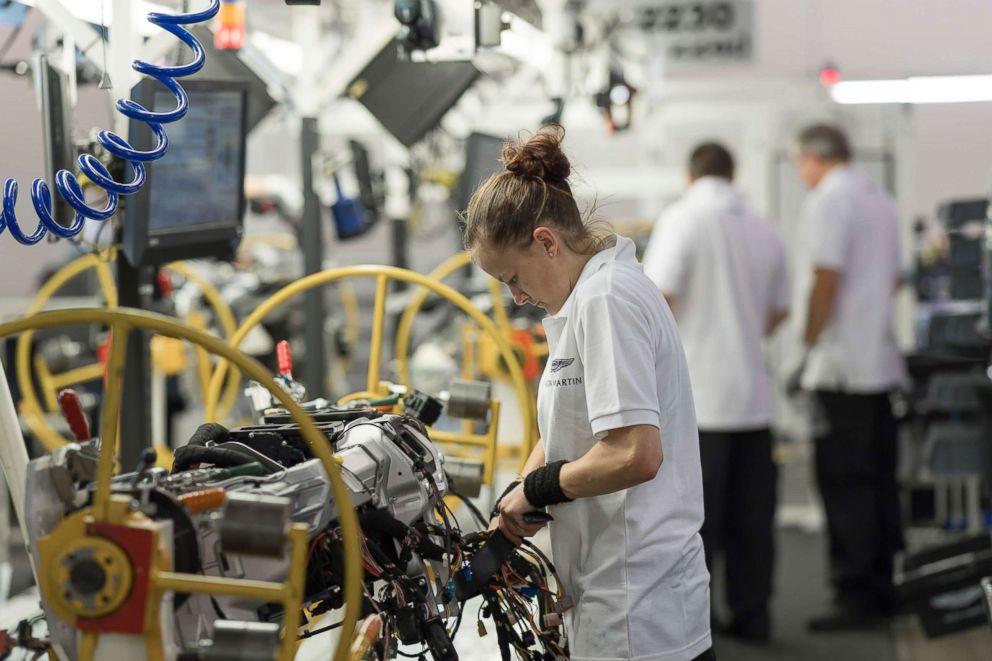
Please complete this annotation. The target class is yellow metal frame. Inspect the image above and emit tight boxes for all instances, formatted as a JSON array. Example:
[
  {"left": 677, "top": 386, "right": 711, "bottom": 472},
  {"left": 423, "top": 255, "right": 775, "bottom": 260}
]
[
  {"left": 430, "top": 399, "right": 501, "bottom": 485},
  {"left": 164, "top": 261, "right": 242, "bottom": 422},
  {"left": 203, "top": 265, "right": 537, "bottom": 465},
  {"left": 394, "top": 252, "right": 509, "bottom": 387},
  {"left": 15, "top": 253, "right": 118, "bottom": 450},
  {"left": 236, "top": 231, "right": 362, "bottom": 372},
  {"left": 14, "top": 253, "right": 240, "bottom": 450},
  {"left": 0, "top": 308, "right": 362, "bottom": 661},
  {"left": 391, "top": 253, "right": 543, "bottom": 471},
  {"left": 40, "top": 509, "right": 136, "bottom": 621}
]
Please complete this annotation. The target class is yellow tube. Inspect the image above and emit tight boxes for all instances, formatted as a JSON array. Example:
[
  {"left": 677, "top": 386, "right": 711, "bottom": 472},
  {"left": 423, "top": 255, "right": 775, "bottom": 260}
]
[
  {"left": 155, "top": 572, "right": 286, "bottom": 602},
  {"left": 79, "top": 631, "right": 98, "bottom": 661},
  {"left": 280, "top": 524, "right": 308, "bottom": 659},
  {"left": 390, "top": 254, "right": 536, "bottom": 471},
  {"left": 166, "top": 261, "right": 241, "bottom": 421},
  {"left": 366, "top": 275, "right": 389, "bottom": 395},
  {"left": 394, "top": 252, "right": 513, "bottom": 386},
  {"left": 394, "top": 252, "right": 473, "bottom": 387},
  {"left": 0, "top": 308, "right": 363, "bottom": 661},
  {"left": 15, "top": 253, "right": 117, "bottom": 451},
  {"left": 428, "top": 431, "right": 492, "bottom": 447},
  {"left": 460, "top": 324, "right": 476, "bottom": 437},
  {"left": 338, "top": 280, "right": 361, "bottom": 362},
  {"left": 92, "top": 324, "right": 128, "bottom": 522},
  {"left": 166, "top": 262, "right": 237, "bottom": 341},
  {"left": 17, "top": 253, "right": 241, "bottom": 449},
  {"left": 51, "top": 362, "right": 105, "bottom": 390},
  {"left": 488, "top": 274, "right": 511, "bottom": 331},
  {"left": 203, "top": 266, "right": 536, "bottom": 462}
]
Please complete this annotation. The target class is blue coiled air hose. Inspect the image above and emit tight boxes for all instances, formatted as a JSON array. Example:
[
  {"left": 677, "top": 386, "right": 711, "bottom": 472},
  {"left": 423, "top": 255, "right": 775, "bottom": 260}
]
[{"left": 0, "top": 0, "right": 221, "bottom": 246}]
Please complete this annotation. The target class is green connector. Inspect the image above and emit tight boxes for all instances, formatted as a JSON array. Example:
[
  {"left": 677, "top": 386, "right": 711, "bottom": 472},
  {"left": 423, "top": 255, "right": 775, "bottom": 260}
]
[{"left": 215, "top": 461, "right": 266, "bottom": 480}]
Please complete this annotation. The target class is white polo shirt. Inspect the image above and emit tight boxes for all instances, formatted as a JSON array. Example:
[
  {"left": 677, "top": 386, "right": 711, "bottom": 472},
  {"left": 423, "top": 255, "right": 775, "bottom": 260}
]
[
  {"left": 538, "top": 234, "right": 711, "bottom": 661},
  {"left": 794, "top": 166, "right": 906, "bottom": 392},
  {"left": 642, "top": 177, "right": 790, "bottom": 431}
]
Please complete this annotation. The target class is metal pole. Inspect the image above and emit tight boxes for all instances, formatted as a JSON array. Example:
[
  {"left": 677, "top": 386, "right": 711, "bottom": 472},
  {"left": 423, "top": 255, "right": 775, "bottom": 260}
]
[
  {"left": 300, "top": 117, "right": 327, "bottom": 395},
  {"left": 117, "top": 255, "right": 152, "bottom": 471}
]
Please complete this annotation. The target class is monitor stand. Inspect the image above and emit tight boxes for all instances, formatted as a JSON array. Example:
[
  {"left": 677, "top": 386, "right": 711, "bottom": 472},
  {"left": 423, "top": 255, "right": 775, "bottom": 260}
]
[{"left": 117, "top": 248, "right": 153, "bottom": 472}]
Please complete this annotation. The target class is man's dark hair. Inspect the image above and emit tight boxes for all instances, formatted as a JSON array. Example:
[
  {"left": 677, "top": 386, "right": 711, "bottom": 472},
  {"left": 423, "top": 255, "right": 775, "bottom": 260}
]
[
  {"left": 797, "top": 124, "right": 851, "bottom": 162},
  {"left": 689, "top": 142, "right": 734, "bottom": 181}
]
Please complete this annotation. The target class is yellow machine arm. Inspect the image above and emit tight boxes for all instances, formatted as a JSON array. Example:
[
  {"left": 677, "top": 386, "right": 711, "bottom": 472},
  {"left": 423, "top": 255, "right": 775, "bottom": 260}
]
[
  {"left": 0, "top": 308, "right": 362, "bottom": 661},
  {"left": 14, "top": 252, "right": 240, "bottom": 451},
  {"left": 203, "top": 265, "right": 538, "bottom": 483}
]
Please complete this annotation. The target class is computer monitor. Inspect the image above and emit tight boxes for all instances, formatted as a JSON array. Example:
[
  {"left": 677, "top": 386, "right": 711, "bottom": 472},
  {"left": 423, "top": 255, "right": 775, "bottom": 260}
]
[
  {"left": 455, "top": 132, "right": 505, "bottom": 213},
  {"left": 37, "top": 54, "right": 76, "bottom": 229},
  {"left": 348, "top": 39, "right": 479, "bottom": 148},
  {"left": 938, "top": 198, "right": 988, "bottom": 230},
  {"left": 123, "top": 79, "right": 248, "bottom": 266}
]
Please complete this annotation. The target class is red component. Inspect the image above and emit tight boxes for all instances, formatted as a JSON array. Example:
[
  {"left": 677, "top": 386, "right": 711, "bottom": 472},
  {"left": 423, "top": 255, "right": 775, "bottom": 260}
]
[
  {"left": 177, "top": 487, "right": 226, "bottom": 513},
  {"left": 58, "top": 389, "right": 91, "bottom": 441},
  {"left": 276, "top": 340, "right": 293, "bottom": 378},
  {"left": 215, "top": 25, "right": 245, "bottom": 50},
  {"left": 215, "top": 1, "right": 245, "bottom": 51},
  {"left": 78, "top": 523, "right": 156, "bottom": 634},
  {"left": 819, "top": 66, "right": 842, "bottom": 87},
  {"left": 155, "top": 270, "right": 174, "bottom": 297},
  {"left": 509, "top": 330, "right": 542, "bottom": 381},
  {"left": 96, "top": 332, "right": 111, "bottom": 380}
]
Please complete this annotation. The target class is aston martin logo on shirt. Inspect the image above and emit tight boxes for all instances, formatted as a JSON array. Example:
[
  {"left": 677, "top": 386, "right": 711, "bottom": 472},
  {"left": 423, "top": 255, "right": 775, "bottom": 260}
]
[{"left": 550, "top": 358, "right": 575, "bottom": 373}]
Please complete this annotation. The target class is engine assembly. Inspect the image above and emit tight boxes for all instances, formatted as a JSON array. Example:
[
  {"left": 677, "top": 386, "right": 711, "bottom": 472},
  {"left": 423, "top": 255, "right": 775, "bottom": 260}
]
[{"left": 17, "top": 384, "right": 568, "bottom": 661}]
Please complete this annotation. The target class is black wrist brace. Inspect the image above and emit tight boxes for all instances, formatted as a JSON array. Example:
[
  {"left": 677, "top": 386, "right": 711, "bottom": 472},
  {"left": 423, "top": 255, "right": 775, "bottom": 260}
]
[
  {"left": 490, "top": 479, "right": 521, "bottom": 519},
  {"left": 523, "top": 460, "right": 573, "bottom": 509}
]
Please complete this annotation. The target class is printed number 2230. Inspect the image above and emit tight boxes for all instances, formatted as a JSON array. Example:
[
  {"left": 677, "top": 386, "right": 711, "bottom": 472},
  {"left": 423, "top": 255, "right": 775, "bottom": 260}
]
[{"left": 640, "top": 2, "right": 737, "bottom": 33}]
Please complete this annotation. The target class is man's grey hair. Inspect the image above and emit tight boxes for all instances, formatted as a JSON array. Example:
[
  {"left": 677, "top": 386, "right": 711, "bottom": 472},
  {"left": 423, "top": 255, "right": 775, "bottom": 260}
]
[{"left": 797, "top": 124, "right": 851, "bottom": 162}]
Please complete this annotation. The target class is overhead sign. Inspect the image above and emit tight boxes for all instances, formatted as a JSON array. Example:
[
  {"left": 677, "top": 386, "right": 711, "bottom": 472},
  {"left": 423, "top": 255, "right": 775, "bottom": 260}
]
[{"left": 637, "top": 1, "right": 754, "bottom": 63}]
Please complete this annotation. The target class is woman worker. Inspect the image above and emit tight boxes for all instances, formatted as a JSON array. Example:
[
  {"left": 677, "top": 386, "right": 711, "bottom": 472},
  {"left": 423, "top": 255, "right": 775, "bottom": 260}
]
[{"left": 466, "top": 126, "right": 714, "bottom": 661}]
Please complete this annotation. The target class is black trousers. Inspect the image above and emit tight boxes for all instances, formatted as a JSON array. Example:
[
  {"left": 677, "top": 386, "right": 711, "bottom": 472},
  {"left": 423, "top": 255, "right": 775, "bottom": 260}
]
[
  {"left": 699, "top": 428, "right": 778, "bottom": 625},
  {"left": 813, "top": 390, "right": 904, "bottom": 610},
  {"left": 691, "top": 648, "right": 716, "bottom": 661}
]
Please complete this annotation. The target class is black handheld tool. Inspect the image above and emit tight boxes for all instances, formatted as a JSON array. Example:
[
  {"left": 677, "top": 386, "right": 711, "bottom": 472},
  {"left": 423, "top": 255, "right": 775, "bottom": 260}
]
[{"left": 522, "top": 511, "right": 554, "bottom": 524}]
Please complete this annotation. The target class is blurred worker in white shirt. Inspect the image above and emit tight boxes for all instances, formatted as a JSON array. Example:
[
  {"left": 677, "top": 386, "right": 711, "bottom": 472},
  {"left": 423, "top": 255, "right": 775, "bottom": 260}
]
[
  {"left": 643, "top": 143, "right": 789, "bottom": 643},
  {"left": 791, "top": 124, "right": 906, "bottom": 632}
]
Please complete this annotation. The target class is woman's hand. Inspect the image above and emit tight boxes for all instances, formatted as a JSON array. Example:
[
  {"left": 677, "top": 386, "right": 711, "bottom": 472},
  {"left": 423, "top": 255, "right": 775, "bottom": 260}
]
[{"left": 497, "top": 483, "right": 547, "bottom": 543}]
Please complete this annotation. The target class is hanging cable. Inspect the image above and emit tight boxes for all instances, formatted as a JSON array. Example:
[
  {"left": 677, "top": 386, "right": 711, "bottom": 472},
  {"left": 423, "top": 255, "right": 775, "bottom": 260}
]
[{"left": 0, "top": 0, "right": 220, "bottom": 246}]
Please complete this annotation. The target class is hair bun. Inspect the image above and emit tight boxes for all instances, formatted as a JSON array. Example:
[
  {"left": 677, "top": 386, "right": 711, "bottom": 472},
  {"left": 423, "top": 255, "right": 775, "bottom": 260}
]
[{"left": 502, "top": 125, "right": 571, "bottom": 183}]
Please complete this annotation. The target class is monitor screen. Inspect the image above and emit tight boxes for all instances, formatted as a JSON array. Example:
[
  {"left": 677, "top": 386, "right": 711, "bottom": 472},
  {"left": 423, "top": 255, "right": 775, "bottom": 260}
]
[
  {"left": 455, "top": 132, "right": 505, "bottom": 212},
  {"left": 938, "top": 198, "right": 988, "bottom": 230},
  {"left": 123, "top": 79, "right": 248, "bottom": 266},
  {"left": 147, "top": 88, "right": 244, "bottom": 233},
  {"left": 38, "top": 55, "right": 75, "bottom": 229},
  {"left": 348, "top": 40, "right": 479, "bottom": 147}
]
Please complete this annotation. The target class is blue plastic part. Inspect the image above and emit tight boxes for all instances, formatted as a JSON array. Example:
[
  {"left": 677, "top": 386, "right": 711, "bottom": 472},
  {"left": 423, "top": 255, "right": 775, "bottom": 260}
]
[
  {"left": 330, "top": 175, "right": 368, "bottom": 240},
  {"left": 0, "top": 1, "right": 220, "bottom": 246}
]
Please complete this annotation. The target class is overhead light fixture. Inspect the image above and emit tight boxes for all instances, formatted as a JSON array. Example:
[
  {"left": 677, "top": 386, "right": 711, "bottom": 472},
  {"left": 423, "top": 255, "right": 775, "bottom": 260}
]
[{"left": 831, "top": 74, "right": 992, "bottom": 105}]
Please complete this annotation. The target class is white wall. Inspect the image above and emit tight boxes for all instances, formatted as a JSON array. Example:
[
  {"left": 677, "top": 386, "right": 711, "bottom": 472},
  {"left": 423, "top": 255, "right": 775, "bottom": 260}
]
[
  {"left": 654, "top": 0, "right": 992, "bottom": 220},
  {"left": 660, "top": 0, "right": 992, "bottom": 81}
]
